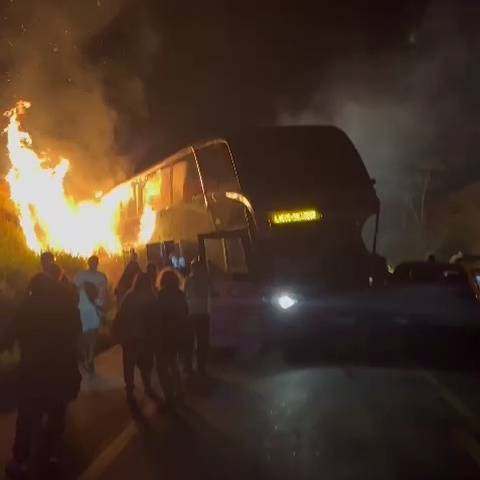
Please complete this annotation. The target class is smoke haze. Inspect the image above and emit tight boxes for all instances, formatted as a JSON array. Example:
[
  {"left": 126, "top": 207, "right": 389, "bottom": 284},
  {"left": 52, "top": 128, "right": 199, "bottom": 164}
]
[
  {"left": 280, "top": 1, "right": 480, "bottom": 260},
  {"left": 0, "top": 0, "right": 158, "bottom": 196}
]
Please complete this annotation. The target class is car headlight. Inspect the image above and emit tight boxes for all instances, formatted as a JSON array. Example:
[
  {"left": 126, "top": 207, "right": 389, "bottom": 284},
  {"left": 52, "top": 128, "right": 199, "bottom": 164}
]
[{"left": 275, "top": 293, "right": 298, "bottom": 310}]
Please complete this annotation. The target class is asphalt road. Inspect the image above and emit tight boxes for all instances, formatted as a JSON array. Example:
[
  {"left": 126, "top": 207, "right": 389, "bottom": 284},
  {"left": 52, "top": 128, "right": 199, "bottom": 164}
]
[{"left": 2, "top": 345, "right": 480, "bottom": 480}]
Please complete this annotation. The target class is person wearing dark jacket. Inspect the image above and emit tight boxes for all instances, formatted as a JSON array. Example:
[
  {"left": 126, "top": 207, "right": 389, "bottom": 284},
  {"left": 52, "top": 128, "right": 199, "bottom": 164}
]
[
  {"left": 115, "top": 272, "right": 156, "bottom": 401},
  {"left": 115, "top": 250, "right": 141, "bottom": 305},
  {"left": 146, "top": 262, "right": 158, "bottom": 292},
  {"left": 6, "top": 269, "right": 82, "bottom": 478},
  {"left": 154, "top": 268, "right": 191, "bottom": 407}
]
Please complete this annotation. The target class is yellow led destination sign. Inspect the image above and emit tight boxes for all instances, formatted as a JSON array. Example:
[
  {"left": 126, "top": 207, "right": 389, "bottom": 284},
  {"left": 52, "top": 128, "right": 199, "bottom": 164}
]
[{"left": 270, "top": 209, "right": 323, "bottom": 225}]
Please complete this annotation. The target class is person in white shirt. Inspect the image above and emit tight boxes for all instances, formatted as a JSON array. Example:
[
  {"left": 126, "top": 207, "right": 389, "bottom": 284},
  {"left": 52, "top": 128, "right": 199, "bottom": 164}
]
[
  {"left": 184, "top": 259, "right": 211, "bottom": 375},
  {"left": 74, "top": 255, "right": 108, "bottom": 375}
]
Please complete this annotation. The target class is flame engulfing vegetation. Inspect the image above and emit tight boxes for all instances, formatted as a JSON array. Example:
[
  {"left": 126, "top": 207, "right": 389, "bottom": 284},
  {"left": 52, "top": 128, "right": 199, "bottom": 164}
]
[{"left": 3, "top": 101, "right": 156, "bottom": 257}]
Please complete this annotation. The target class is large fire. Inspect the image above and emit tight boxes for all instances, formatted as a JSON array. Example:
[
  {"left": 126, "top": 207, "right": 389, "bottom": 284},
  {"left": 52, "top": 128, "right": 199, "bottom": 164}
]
[{"left": 3, "top": 101, "right": 156, "bottom": 257}]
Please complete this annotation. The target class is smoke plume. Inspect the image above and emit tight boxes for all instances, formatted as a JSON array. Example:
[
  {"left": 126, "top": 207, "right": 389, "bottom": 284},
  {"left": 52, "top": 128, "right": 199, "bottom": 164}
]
[
  {"left": 279, "top": 1, "right": 480, "bottom": 261},
  {"left": 0, "top": 0, "right": 158, "bottom": 197}
]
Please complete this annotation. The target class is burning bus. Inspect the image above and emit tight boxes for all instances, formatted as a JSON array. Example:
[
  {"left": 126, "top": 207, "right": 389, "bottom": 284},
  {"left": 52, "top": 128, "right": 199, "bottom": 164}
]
[
  {"left": 3, "top": 103, "right": 379, "bottom": 351},
  {"left": 114, "top": 126, "right": 380, "bottom": 351}
]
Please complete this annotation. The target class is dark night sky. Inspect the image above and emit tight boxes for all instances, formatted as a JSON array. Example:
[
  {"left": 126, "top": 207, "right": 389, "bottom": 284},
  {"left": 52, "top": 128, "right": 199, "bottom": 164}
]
[
  {"left": 93, "top": 0, "right": 429, "bottom": 157},
  {"left": 0, "top": 0, "right": 479, "bottom": 206}
]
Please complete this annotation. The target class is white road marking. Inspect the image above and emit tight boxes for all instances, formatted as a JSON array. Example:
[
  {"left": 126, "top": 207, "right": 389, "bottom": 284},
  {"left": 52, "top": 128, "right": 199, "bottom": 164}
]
[
  {"left": 78, "top": 421, "right": 137, "bottom": 480},
  {"left": 78, "top": 401, "right": 156, "bottom": 480},
  {"left": 423, "top": 371, "right": 480, "bottom": 469},
  {"left": 422, "top": 372, "right": 480, "bottom": 431}
]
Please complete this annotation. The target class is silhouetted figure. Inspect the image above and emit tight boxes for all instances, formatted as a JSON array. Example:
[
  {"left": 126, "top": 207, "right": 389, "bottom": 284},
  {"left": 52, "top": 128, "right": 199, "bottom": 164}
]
[
  {"left": 427, "top": 253, "right": 436, "bottom": 263},
  {"left": 115, "top": 273, "right": 156, "bottom": 402},
  {"left": 6, "top": 269, "right": 81, "bottom": 478},
  {"left": 146, "top": 262, "right": 158, "bottom": 292},
  {"left": 27, "top": 252, "right": 57, "bottom": 291},
  {"left": 154, "top": 269, "right": 191, "bottom": 408},
  {"left": 35, "top": 252, "right": 79, "bottom": 305},
  {"left": 74, "top": 255, "right": 108, "bottom": 375},
  {"left": 185, "top": 259, "right": 211, "bottom": 375},
  {"left": 115, "top": 250, "right": 141, "bottom": 305},
  {"left": 40, "top": 251, "right": 55, "bottom": 276}
]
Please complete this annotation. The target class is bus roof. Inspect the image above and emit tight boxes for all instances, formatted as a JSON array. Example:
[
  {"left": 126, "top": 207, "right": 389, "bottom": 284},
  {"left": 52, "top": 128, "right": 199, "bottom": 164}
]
[
  {"left": 130, "top": 125, "right": 378, "bottom": 214},
  {"left": 218, "top": 126, "right": 378, "bottom": 213}
]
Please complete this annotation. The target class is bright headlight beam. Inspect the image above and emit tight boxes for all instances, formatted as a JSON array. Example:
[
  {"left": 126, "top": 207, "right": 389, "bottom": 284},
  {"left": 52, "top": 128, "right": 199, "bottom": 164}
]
[{"left": 277, "top": 294, "right": 297, "bottom": 310}]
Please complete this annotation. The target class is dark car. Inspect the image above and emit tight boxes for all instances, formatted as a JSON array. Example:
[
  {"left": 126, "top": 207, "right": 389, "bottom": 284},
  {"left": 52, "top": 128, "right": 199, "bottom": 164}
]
[{"left": 387, "top": 261, "right": 478, "bottom": 326}]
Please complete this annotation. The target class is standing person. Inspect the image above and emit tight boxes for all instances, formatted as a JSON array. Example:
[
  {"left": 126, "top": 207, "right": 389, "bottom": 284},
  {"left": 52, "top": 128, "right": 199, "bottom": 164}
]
[
  {"left": 146, "top": 262, "right": 159, "bottom": 293},
  {"left": 115, "top": 273, "right": 156, "bottom": 402},
  {"left": 184, "top": 259, "right": 211, "bottom": 375},
  {"left": 154, "top": 269, "right": 191, "bottom": 408},
  {"left": 35, "top": 252, "right": 79, "bottom": 304},
  {"left": 74, "top": 255, "right": 108, "bottom": 375},
  {"left": 115, "top": 249, "right": 141, "bottom": 305},
  {"left": 40, "top": 251, "right": 55, "bottom": 277},
  {"left": 5, "top": 268, "right": 82, "bottom": 478}
]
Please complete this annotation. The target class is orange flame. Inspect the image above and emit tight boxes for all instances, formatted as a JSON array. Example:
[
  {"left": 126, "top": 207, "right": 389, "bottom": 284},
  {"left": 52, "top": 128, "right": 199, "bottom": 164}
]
[
  {"left": 3, "top": 101, "right": 156, "bottom": 257},
  {"left": 138, "top": 205, "right": 156, "bottom": 245}
]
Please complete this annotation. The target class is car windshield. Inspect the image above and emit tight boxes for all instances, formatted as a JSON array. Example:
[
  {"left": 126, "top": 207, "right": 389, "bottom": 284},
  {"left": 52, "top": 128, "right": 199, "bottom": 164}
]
[
  {"left": 391, "top": 263, "right": 474, "bottom": 301},
  {"left": 393, "top": 263, "right": 468, "bottom": 285}
]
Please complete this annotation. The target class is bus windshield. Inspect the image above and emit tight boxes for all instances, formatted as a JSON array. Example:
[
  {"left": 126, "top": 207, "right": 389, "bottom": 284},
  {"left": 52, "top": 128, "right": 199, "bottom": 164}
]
[{"left": 261, "top": 222, "right": 367, "bottom": 289}]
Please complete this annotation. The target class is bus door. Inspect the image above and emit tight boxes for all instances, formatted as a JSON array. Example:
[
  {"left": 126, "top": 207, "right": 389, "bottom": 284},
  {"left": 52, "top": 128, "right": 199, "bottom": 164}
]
[{"left": 198, "top": 229, "right": 262, "bottom": 352}]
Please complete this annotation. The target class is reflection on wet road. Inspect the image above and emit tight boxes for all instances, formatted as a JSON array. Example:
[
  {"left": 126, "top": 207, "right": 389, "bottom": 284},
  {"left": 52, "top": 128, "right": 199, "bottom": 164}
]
[{"left": 32, "top": 347, "right": 479, "bottom": 480}]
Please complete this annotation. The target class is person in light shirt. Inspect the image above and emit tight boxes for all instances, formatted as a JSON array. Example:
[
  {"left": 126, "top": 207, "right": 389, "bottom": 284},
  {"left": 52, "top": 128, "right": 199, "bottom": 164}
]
[
  {"left": 184, "top": 258, "right": 211, "bottom": 375},
  {"left": 74, "top": 255, "right": 108, "bottom": 375}
]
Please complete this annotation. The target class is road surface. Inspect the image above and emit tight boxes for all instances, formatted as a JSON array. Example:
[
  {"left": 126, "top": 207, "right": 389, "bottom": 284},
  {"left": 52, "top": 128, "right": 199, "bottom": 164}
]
[{"left": 1, "top": 346, "right": 480, "bottom": 479}]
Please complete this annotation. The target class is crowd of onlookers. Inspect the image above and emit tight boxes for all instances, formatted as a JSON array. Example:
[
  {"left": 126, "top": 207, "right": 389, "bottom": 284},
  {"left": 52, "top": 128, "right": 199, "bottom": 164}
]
[{"left": 4, "top": 249, "right": 211, "bottom": 479}]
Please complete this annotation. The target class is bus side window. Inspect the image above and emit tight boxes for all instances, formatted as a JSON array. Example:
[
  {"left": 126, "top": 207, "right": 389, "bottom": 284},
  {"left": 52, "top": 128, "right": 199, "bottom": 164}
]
[
  {"left": 172, "top": 161, "right": 188, "bottom": 204},
  {"left": 122, "top": 183, "right": 137, "bottom": 219},
  {"left": 160, "top": 167, "right": 172, "bottom": 208},
  {"left": 184, "top": 156, "right": 203, "bottom": 201},
  {"left": 144, "top": 172, "right": 162, "bottom": 210},
  {"left": 204, "top": 236, "right": 248, "bottom": 275}
]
